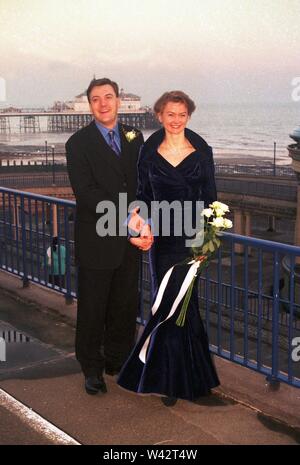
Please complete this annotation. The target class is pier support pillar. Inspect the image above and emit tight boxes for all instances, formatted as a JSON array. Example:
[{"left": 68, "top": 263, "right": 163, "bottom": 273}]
[
  {"left": 245, "top": 212, "right": 252, "bottom": 255},
  {"left": 245, "top": 212, "right": 251, "bottom": 236},
  {"left": 294, "top": 183, "right": 300, "bottom": 265},
  {"left": 267, "top": 215, "right": 276, "bottom": 232},
  {"left": 234, "top": 209, "right": 244, "bottom": 254},
  {"left": 233, "top": 210, "right": 252, "bottom": 254},
  {"left": 52, "top": 204, "right": 58, "bottom": 238}
]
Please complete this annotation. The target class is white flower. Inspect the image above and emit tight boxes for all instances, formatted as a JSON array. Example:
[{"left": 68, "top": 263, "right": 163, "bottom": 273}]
[
  {"left": 201, "top": 208, "right": 213, "bottom": 217},
  {"left": 210, "top": 201, "right": 229, "bottom": 213},
  {"left": 125, "top": 130, "right": 137, "bottom": 142},
  {"left": 210, "top": 217, "right": 225, "bottom": 228},
  {"left": 214, "top": 208, "right": 225, "bottom": 217},
  {"left": 223, "top": 219, "right": 233, "bottom": 229}
]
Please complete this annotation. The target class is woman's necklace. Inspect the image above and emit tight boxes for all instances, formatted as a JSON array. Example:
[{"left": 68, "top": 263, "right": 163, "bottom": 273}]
[{"left": 164, "top": 144, "right": 191, "bottom": 157}]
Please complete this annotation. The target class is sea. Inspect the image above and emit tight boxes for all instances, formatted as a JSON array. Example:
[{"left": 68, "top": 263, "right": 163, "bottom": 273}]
[{"left": 0, "top": 103, "right": 299, "bottom": 166}]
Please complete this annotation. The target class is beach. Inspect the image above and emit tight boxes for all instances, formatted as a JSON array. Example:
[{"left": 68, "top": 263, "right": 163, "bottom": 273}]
[{"left": 0, "top": 142, "right": 291, "bottom": 167}]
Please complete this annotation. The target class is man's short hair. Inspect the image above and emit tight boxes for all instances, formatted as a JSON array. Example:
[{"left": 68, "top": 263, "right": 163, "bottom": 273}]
[{"left": 87, "top": 78, "right": 119, "bottom": 102}]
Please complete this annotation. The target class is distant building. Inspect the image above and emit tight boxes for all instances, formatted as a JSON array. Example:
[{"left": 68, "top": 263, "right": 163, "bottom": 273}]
[
  {"left": 119, "top": 89, "right": 141, "bottom": 111},
  {"left": 1, "top": 106, "right": 22, "bottom": 113},
  {"left": 51, "top": 101, "right": 73, "bottom": 112},
  {"left": 53, "top": 88, "right": 142, "bottom": 113}
]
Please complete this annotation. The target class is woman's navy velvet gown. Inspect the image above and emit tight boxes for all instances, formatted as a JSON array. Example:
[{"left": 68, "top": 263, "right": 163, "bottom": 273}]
[{"left": 117, "top": 128, "right": 220, "bottom": 401}]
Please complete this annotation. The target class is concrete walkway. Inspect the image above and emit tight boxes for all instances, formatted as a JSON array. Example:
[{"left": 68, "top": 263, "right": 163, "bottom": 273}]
[{"left": 0, "top": 271, "right": 300, "bottom": 445}]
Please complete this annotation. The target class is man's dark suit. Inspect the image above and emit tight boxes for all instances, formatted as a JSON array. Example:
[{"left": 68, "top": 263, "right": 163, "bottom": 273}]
[{"left": 66, "top": 120, "right": 144, "bottom": 377}]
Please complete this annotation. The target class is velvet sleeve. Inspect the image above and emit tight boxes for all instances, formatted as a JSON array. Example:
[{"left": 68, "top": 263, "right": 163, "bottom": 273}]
[
  {"left": 136, "top": 149, "right": 154, "bottom": 208},
  {"left": 202, "top": 147, "right": 217, "bottom": 208}
]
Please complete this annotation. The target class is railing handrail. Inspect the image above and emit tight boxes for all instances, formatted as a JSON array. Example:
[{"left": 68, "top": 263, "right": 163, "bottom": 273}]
[
  {"left": 0, "top": 186, "right": 75, "bottom": 206},
  {"left": 221, "top": 231, "right": 300, "bottom": 254}
]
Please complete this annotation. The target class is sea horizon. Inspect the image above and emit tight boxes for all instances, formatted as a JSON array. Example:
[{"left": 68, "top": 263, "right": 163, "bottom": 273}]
[{"left": 0, "top": 102, "right": 299, "bottom": 166}]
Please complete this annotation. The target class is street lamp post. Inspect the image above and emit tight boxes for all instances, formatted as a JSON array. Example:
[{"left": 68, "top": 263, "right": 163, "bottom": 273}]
[
  {"left": 45, "top": 140, "right": 48, "bottom": 167},
  {"left": 273, "top": 141, "right": 276, "bottom": 176},
  {"left": 51, "top": 145, "right": 55, "bottom": 184}
]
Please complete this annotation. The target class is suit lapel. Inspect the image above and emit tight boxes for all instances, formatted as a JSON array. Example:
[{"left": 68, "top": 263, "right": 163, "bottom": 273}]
[
  {"left": 119, "top": 123, "right": 137, "bottom": 175},
  {"left": 88, "top": 121, "right": 124, "bottom": 178},
  {"left": 119, "top": 123, "right": 132, "bottom": 161}
]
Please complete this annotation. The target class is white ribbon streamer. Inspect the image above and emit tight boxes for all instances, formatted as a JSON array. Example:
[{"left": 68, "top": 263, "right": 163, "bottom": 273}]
[
  {"left": 139, "top": 260, "right": 200, "bottom": 364},
  {"left": 151, "top": 266, "right": 174, "bottom": 316}
]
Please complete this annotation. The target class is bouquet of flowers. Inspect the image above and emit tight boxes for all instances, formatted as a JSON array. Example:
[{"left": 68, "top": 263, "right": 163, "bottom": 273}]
[{"left": 176, "top": 201, "right": 232, "bottom": 327}]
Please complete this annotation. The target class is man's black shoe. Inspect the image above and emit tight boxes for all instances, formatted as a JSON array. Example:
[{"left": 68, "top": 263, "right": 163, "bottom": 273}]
[
  {"left": 105, "top": 365, "right": 121, "bottom": 376},
  {"left": 85, "top": 375, "right": 107, "bottom": 395}
]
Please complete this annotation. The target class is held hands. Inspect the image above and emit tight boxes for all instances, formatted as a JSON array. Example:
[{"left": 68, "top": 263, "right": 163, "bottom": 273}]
[
  {"left": 129, "top": 224, "right": 153, "bottom": 251},
  {"left": 128, "top": 207, "right": 153, "bottom": 251},
  {"left": 127, "top": 207, "right": 145, "bottom": 236}
]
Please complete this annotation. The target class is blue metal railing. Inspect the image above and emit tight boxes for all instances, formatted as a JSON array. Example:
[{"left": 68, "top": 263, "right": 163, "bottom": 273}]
[
  {"left": 0, "top": 186, "right": 299, "bottom": 388},
  {"left": 215, "top": 163, "right": 294, "bottom": 178},
  {"left": 216, "top": 178, "right": 297, "bottom": 201},
  {"left": 202, "top": 232, "right": 300, "bottom": 388},
  {"left": 0, "top": 187, "right": 75, "bottom": 301},
  {"left": 0, "top": 173, "right": 70, "bottom": 188}
]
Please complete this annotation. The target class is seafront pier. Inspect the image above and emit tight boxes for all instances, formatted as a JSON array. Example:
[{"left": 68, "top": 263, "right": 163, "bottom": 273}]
[{"left": 0, "top": 109, "right": 159, "bottom": 133}]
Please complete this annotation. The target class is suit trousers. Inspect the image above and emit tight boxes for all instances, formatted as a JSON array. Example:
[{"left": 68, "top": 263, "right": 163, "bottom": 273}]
[{"left": 75, "top": 243, "right": 140, "bottom": 377}]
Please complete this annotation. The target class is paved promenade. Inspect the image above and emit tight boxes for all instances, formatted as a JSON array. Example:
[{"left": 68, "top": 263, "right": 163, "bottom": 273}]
[{"left": 0, "top": 271, "right": 300, "bottom": 446}]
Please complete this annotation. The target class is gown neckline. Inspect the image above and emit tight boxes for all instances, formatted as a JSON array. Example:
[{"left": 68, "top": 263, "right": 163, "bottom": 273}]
[{"left": 156, "top": 150, "right": 198, "bottom": 169}]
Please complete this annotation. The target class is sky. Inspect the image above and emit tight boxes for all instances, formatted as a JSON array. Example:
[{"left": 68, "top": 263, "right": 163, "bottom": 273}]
[{"left": 0, "top": 0, "right": 299, "bottom": 107}]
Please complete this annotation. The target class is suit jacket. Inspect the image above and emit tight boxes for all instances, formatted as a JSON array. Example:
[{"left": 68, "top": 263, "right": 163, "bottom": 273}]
[{"left": 65, "top": 120, "right": 144, "bottom": 270}]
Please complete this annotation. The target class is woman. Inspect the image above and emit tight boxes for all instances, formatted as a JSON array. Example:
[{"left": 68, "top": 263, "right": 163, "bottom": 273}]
[{"left": 117, "top": 91, "right": 220, "bottom": 405}]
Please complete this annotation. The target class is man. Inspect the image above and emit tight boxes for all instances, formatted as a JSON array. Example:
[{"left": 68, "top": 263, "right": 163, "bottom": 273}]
[{"left": 66, "top": 78, "right": 152, "bottom": 395}]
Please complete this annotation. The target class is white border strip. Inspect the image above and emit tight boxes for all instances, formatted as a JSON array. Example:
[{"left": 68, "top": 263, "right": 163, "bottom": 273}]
[{"left": 0, "top": 388, "right": 81, "bottom": 445}]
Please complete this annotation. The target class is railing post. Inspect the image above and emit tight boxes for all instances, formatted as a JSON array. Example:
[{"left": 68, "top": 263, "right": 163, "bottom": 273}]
[
  {"left": 266, "top": 250, "right": 281, "bottom": 389},
  {"left": 63, "top": 206, "right": 73, "bottom": 304},
  {"left": 20, "top": 195, "right": 29, "bottom": 288}
]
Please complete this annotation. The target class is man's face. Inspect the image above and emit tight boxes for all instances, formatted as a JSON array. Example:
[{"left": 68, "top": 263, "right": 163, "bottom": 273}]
[{"left": 89, "top": 84, "right": 120, "bottom": 128}]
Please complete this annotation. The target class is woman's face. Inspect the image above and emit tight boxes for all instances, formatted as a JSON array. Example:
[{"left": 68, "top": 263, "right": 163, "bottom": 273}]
[{"left": 158, "top": 101, "right": 189, "bottom": 135}]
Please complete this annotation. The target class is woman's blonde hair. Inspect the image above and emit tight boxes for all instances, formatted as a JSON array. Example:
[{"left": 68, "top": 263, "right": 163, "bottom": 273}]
[{"left": 154, "top": 91, "right": 196, "bottom": 116}]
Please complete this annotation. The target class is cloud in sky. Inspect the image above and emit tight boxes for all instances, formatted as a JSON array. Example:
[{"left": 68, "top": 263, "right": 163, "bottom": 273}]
[{"left": 0, "top": 0, "right": 299, "bottom": 106}]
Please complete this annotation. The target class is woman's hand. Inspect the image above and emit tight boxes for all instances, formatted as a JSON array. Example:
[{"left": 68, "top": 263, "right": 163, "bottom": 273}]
[{"left": 129, "top": 232, "right": 153, "bottom": 251}]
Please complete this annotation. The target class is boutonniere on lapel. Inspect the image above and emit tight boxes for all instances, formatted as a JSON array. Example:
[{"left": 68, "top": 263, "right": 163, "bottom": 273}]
[{"left": 123, "top": 129, "right": 138, "bottom": 143}]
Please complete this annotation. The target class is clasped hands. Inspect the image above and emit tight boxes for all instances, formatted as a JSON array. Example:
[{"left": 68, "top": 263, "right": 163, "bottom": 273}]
[{"left": 128, "top": 207, "right": 154, "bottom": 251}]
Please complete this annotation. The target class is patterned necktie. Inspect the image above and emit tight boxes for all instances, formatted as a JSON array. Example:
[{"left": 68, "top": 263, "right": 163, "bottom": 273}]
[{"left": 108, "top": 130, "right": 121, "bottom": 157}]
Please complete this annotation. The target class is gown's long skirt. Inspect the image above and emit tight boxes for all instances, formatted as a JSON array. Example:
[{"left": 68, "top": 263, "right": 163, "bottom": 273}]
[{"left": 117, "top": 249, "right": 220, "bottom": 401}]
